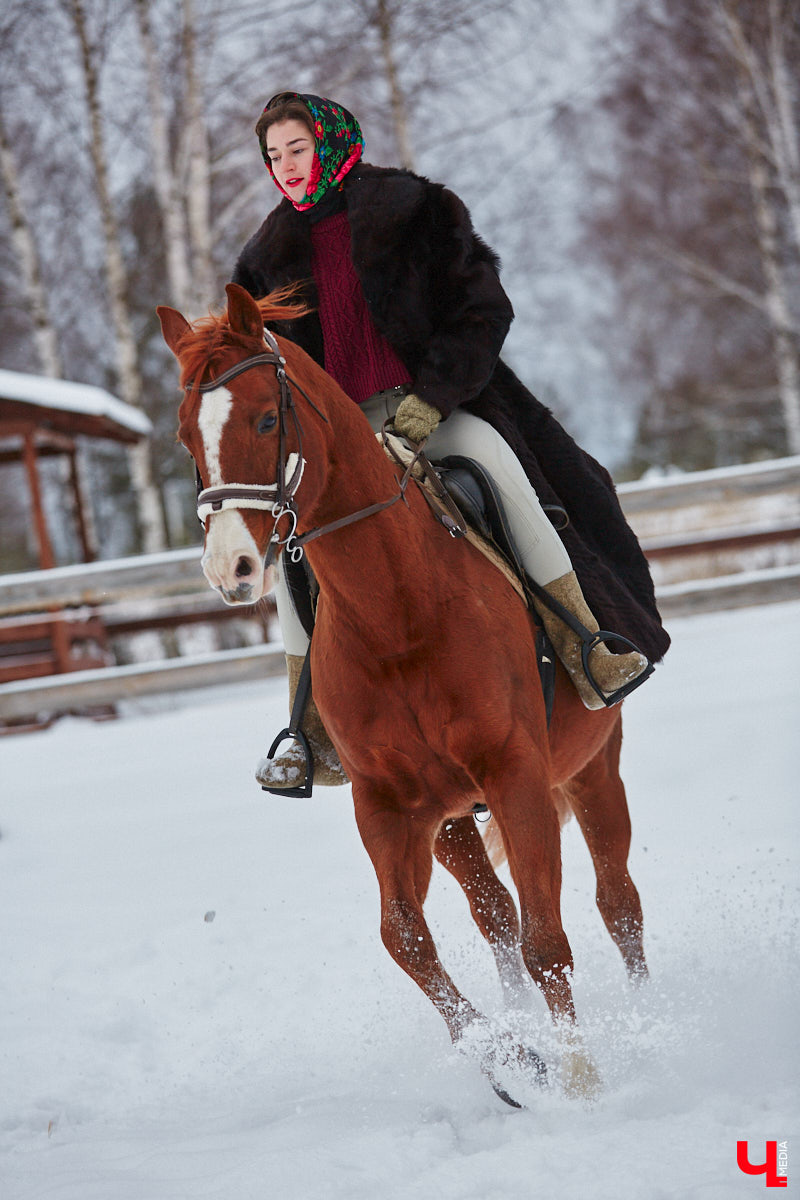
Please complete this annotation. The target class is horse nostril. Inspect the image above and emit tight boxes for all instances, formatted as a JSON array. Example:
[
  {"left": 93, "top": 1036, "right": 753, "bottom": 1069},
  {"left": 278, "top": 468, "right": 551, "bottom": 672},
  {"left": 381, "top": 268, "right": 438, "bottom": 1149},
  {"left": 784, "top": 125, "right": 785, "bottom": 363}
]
[{"left": 235, "top": 556, "right": 254, "bottom": 578}]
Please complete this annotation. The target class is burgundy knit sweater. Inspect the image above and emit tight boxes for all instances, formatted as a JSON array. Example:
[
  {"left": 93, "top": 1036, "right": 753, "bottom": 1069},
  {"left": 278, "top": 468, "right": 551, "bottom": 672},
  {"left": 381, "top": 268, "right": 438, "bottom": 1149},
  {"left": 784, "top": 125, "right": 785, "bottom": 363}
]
[{"left": 310, "top": 211, "right": 410, "bottom": 404}]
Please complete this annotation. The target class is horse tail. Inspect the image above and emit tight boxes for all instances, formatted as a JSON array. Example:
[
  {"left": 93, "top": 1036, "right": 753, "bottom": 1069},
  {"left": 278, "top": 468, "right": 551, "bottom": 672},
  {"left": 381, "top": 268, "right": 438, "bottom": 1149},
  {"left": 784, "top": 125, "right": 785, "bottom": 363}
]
[{"left": 480, "top": 784, "right": 576, "bottom": 870}]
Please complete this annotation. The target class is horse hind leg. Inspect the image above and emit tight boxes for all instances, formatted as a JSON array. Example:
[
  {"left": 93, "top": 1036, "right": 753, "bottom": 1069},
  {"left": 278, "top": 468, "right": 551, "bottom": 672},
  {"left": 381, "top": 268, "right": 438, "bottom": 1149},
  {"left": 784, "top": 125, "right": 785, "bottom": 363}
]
[
  {"left": 434, "top": 815, "right": 530, "bottom": 1005},
  {"left": 483, "top": 755, "right": 606, "bottom": 1100},
  {"left": 481, "top": 757, "right": 576, "bottom": 1024},
  {"left": 568, "top": 719, "right": 648, "bottom": 982}
]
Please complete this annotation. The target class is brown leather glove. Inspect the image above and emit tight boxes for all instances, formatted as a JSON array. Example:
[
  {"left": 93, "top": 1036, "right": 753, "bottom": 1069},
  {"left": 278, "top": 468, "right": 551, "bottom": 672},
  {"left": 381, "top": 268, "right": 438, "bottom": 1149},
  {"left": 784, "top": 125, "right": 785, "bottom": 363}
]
[{"left": 393, "top": 393, "right": 441, "bottom": 443}]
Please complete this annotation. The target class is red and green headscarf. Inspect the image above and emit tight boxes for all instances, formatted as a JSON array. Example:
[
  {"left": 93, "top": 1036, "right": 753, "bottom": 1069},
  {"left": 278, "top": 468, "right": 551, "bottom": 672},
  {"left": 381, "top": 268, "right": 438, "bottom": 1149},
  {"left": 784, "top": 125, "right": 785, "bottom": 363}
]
[{"left": 259, "top": 92, "right": 364, "bottom": 212}]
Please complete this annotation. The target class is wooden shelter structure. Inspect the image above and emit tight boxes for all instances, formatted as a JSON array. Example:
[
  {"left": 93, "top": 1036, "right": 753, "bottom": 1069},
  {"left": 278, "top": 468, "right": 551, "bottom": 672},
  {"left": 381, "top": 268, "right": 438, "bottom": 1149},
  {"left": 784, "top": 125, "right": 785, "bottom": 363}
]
[
  {"left": 0, "top": 367, "right": 151, "bottom": 569},
  {"left": 0, "top": 368, "right": 152, "bottom": 688}
]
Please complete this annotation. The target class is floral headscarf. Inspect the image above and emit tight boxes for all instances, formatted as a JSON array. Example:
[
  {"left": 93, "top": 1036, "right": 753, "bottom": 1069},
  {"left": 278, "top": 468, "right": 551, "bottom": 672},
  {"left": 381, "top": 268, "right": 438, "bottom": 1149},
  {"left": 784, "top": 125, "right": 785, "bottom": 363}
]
[{"left": 259, "top": 92, "right": 364, "bottom": 211}]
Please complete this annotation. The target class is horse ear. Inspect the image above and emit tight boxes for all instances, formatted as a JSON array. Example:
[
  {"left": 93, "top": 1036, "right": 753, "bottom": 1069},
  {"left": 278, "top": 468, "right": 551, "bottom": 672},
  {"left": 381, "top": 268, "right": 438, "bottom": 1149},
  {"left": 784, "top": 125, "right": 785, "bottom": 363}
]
[
  {"left": 225, "top": 282, "right": 264, "bottom": 339},
  {"left": 157, "top": 306, "right": 191, "bottom": 357}
]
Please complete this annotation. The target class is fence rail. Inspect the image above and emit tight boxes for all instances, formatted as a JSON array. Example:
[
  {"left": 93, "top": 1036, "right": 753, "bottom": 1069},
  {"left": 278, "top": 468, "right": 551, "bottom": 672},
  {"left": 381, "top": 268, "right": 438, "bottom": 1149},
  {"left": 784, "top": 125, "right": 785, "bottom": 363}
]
[
  {"left": 1, "top": 456, "right": 799, "bottom": 723},
  {"left": 0, "top": 643, "right": 286, "bottom": 722},
  {"left": 0, "top": 546, "right": 206, "bottom": 616}
]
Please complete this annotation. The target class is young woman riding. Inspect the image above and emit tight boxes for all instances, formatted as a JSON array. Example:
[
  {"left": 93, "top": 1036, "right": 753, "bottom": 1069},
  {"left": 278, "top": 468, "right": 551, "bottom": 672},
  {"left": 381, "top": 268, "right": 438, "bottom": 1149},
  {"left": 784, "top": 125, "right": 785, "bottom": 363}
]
[{"left": 231, "top": 91, "right": 669, "bottom": 790}]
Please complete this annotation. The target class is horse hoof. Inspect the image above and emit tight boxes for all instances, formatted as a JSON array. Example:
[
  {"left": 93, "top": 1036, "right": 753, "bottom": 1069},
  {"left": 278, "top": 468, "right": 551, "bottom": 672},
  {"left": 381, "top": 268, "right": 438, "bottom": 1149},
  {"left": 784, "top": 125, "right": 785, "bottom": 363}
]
[
  {"left": 489, "top": 1079, "right": 523, "bottom": 1109},
  {"left": 457, "top": 1018, "right": 547, "bottom": 1109},
  {"left": 487, "top": 1046, "right": 547, "bottom": 1110},
  {"left": 561, "top": 1046, "right": 602, "bottom": 1101}
]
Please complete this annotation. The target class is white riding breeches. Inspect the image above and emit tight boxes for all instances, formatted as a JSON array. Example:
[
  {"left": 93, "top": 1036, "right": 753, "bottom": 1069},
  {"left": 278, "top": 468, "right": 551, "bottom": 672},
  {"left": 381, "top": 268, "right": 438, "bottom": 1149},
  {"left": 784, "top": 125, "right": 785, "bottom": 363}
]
[{"left": 274, "top": 390, "right": 572, "bottom": 656}]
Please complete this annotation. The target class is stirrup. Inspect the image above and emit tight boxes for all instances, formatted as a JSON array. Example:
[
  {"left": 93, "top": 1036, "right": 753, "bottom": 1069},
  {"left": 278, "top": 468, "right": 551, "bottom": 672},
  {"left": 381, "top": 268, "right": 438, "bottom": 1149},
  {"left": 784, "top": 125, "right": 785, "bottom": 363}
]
[
  {"left": 261, "top": 651, "right": 315, "bottom": 797},
  {"left": 582, "top": 632, "right": 654, "bottom": 708},
  {"left": 261, "top": 726, "right": 314, "bottom": 798}
]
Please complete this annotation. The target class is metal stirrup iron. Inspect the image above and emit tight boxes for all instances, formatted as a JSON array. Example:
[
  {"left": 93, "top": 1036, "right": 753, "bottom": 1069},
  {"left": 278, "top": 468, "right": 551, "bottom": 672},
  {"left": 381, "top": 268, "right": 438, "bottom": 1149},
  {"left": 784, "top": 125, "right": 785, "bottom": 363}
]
[
  {"left": 261, "top": 650, "right": 315, "bottom": 798},
  {"left": 529, "top": 580, "right": 653, "bottom": 707}
]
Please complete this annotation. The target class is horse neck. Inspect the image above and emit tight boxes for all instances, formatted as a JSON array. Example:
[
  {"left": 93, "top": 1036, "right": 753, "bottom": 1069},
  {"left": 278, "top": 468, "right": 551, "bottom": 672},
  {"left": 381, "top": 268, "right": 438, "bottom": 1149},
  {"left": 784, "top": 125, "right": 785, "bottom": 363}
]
[{"left": 297, "top": 395, "right": 431, "bottom": 604}]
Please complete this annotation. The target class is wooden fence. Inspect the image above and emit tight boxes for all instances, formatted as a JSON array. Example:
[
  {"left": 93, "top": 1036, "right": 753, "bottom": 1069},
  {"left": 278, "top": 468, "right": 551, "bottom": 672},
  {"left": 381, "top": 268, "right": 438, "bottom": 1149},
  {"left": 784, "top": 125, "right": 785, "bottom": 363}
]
[{"left": 1, "top": 455, "right": 798, "bottom": 725}]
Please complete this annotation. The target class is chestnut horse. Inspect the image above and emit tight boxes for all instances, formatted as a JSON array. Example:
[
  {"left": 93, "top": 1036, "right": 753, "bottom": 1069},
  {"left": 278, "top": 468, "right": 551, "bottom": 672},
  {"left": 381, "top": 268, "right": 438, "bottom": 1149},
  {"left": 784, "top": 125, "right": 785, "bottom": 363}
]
[{"left": 158, "top": 283, "right": 647, "bottom": 1103}]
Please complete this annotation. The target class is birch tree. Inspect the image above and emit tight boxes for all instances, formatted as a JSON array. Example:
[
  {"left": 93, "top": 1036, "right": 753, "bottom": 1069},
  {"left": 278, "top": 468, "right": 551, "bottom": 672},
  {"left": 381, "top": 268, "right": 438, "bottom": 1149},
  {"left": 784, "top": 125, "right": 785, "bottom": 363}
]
[
  {"left": 716, "top": 0, "right": 800, "bottom": 256},
  {"left": 181, "top": 0, "right": 215, "bottom": 310},
  {"left": 67, "top": 0, "right": 167, "bottom": 552},
  {"left": 134, "top": 0, "right": 193, "bottom": 314},
  {"left": 730, "top": 16, "right": 800, "bottom": 454},
  {"left": 0, "top": 107, "right": 64, "bottom": 379},
  {"left": 578, "top": 0, "right": 800, "bottom": 466}
]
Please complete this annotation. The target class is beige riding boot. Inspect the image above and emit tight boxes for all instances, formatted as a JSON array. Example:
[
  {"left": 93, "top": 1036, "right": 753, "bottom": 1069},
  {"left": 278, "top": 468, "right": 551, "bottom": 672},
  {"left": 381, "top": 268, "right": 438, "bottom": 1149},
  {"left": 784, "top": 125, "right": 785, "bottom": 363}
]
[
  {"left": 535, "top": 571, "right": 651, "bottom": 710},
  {"left": 255, "top": 654, "right": 349, "bottom": 790}
]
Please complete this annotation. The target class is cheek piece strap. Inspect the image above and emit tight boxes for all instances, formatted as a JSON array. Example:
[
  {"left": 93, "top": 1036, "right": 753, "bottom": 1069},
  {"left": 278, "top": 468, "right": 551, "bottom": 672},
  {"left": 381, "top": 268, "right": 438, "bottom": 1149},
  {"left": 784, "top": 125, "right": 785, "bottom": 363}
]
[
  {"left": 189, "top": 328, "right": 317, "bottom": 565},
  {"left": 188, "top": 327, "right": 418, "bottom": 569}
]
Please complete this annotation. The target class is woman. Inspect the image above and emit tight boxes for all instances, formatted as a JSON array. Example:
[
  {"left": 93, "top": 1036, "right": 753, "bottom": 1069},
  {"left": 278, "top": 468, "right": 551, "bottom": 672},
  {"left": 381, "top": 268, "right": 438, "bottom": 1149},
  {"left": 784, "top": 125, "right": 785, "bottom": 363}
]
[{"left": 232, "top": 91, "right": 669, "bottom": 790}]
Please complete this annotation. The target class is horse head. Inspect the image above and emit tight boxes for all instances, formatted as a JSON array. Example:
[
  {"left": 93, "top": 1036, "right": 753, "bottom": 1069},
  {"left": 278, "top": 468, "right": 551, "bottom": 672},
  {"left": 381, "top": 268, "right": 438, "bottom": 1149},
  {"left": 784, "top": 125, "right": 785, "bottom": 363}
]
[{"left": 158, "top": 282, "right": 329, "bottom": 605}]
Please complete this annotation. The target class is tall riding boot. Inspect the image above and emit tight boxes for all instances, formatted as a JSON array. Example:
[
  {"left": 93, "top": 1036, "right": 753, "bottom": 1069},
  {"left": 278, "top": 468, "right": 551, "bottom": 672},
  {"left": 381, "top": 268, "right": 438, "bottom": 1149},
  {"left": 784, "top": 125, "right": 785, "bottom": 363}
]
[
  {"left": 535, "top": 571, "right": 652, "bottom": 710},
  {"left": 255, "top": 654, "right": 349, "bottom": 790}
]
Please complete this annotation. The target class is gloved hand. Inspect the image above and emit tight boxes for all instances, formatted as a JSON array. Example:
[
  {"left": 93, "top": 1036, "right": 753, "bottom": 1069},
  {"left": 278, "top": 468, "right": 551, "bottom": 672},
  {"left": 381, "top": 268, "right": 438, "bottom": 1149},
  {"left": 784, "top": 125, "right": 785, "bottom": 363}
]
[{"left": 393, "top": 393, "right": 441, "bottom": 443}]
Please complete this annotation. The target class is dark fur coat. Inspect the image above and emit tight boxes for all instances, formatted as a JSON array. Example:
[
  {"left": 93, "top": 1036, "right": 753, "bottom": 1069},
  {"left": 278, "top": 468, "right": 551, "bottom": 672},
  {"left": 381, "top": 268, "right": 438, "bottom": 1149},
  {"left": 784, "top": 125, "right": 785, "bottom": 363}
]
[{"left": 233, "top": 163, "right": 670, "bottom": 662}]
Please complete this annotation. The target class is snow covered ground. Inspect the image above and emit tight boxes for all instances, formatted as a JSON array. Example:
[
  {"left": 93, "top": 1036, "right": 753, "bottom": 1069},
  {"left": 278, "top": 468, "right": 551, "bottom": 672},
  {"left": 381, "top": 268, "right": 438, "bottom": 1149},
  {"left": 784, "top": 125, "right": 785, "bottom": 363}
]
[{"left": 2, "top": 601, "right": 798, "bottom": 1199}]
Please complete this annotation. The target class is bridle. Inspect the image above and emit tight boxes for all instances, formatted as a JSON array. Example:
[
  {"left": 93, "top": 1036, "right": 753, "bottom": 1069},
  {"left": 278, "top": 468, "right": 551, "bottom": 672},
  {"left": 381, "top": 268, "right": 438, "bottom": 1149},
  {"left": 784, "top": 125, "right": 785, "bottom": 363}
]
[{"left": 189, "top": 328, "right": 418, "bottom": 568}]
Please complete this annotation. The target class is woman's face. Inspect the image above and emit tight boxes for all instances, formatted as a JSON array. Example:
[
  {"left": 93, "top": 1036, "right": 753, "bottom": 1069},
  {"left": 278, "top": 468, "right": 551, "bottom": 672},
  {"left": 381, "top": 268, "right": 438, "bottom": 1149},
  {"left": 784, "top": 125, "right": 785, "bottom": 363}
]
[{"left": 265, "top": 119, "right": 316, "bottom": 200}]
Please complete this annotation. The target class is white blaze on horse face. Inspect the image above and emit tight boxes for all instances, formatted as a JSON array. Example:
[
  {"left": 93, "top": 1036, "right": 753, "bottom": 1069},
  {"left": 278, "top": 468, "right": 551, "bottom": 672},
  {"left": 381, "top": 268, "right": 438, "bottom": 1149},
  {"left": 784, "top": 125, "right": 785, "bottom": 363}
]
[
  {"left": 198, "top": 387, "right": 270, "bottom": 604},
  {"left": 197, "top": 387, "right": 233, "bottom": 486}
]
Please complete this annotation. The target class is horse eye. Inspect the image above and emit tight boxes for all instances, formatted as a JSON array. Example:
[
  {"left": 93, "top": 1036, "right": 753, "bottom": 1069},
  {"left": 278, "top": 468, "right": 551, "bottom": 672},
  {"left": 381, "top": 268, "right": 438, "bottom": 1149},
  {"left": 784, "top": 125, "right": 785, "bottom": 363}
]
[{"left": 257, "top": 412, "right": 278, "bottom": 434}]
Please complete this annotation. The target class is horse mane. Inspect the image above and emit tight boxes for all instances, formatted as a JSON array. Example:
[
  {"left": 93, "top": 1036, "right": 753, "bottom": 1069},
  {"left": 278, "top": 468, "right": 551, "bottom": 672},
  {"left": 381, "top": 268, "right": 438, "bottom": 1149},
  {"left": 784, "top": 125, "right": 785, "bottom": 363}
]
[{"left": 174, "top": 284, "right": 311, "bottom": 389}]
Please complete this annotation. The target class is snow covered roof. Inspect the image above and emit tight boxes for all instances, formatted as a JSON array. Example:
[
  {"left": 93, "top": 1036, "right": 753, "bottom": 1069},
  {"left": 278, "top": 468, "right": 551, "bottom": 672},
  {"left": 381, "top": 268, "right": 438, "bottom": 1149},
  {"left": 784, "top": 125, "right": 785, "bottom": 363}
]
[{"left": 0, "top": 367, "right": 152, "bottom": 443}]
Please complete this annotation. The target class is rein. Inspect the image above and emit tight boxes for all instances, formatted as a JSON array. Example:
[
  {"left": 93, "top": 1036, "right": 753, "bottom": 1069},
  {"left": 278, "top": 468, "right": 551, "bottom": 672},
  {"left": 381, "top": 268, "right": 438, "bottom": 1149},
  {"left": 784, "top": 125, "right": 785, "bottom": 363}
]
[{"left": 189, "top": 330, "right": 418, "bottom": 566}]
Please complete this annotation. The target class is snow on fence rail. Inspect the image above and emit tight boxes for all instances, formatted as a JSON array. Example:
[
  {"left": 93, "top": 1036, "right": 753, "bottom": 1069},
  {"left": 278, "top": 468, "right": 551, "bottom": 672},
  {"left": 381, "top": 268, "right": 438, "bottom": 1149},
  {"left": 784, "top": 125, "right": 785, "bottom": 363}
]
[
  {"left": 618, "top": 453, "right": 800, "bottom": 587},
  {"left": 1, "top": 458, "right": 798, "bottom": 722},
  {"left": 0, "top": 546, "right": 208, "bottom": 616},
  {"left": 0, "top": 546, "right": 278, "bottom": 722},
  {"left": 2, "top": 455, "right": 798, "bottom": 618},
  {"left": 0, "top": 643, "right": 286, "bottom": 722}
]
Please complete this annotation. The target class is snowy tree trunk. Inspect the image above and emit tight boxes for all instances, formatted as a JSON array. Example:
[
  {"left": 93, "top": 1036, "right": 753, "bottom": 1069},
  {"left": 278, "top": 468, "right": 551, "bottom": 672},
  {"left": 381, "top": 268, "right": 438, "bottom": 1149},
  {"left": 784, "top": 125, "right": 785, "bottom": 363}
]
[
  {"left": 182, "top": 0, "right": 215, "bottom": 310},
  {"left": 69, "top": 0, "right": 167, "bottom": 552},
  {"left": 766, "top": 0, "right": 800, "bottom": 256},
  {"left": 716, "top": 0, "right": 800, "bottom": 260},
  {"left": 376, "top": 0, "right": 415, "bottom": 170},
  {"left": 134, "top": 0, "right": 193, "bottom": 314},
  {"left": 0, "top": 109, "right": 63, "bottom": 378},
  {"left": 744, "top": 111, "right": 800, "bottom": 455}
]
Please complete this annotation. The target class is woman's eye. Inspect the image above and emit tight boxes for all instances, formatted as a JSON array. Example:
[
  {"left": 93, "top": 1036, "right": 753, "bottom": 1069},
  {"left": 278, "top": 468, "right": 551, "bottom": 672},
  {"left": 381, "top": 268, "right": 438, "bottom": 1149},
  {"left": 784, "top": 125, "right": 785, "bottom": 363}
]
[{"left": 258, "top": 412, "right": 278, "bottom": 434}]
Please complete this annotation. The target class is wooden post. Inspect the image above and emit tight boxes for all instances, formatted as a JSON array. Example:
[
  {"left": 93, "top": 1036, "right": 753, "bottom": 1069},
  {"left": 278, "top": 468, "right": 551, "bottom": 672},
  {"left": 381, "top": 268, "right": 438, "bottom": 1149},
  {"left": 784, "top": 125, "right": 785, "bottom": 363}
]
[
  {"left": 68, "top": 444, "right": 97, "bottom": 562},
  {"left": 22, "top": 430, "right": 55, "bottom": 570}
]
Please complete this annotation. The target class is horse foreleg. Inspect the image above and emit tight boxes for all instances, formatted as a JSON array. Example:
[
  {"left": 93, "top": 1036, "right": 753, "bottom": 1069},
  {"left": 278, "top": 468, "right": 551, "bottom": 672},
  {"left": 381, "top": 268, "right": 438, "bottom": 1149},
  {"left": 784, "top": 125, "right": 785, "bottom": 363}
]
[
  {"left": 354, "top": 790, "right": 548, "bottom": 1106},
  {"left": 353, "top": 797, "right": 479, "bottom": 1042},
  {"left": 569, "top": 721, "right": 648, "bottom": 982},
  {"left": 434, "top": 816, "right": 530, "bottom": 1004}
]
